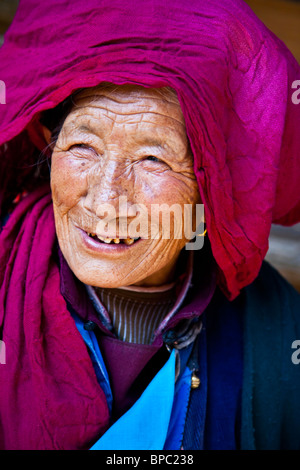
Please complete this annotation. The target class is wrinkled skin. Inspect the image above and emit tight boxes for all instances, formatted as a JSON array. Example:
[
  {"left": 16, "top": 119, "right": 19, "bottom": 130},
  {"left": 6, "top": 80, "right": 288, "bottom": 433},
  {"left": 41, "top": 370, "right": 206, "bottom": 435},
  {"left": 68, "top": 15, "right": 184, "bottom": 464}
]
[{"left": 49, "top": 85, "right": 201, "bottom": 288}]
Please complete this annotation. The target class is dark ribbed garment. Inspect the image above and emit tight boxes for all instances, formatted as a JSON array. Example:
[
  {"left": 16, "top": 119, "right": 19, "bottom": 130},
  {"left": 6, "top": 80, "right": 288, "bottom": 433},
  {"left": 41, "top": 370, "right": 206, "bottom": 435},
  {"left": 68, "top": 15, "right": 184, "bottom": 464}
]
[{"left": 94, "top": 285, "right": 176, "bottom": 344}]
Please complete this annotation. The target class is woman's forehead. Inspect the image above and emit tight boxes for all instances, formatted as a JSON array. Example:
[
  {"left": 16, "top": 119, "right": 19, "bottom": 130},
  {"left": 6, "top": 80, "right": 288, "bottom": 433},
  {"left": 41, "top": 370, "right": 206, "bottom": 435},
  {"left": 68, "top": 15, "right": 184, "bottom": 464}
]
[
  {"left": 75, "top": 84, "right": 179, "bottom": 105},
  {"left": 69, "top": 84, "right": 186, "bottom": 123},
  {"left": 59, "top": 85, "right": 189, "bottom": 145}
]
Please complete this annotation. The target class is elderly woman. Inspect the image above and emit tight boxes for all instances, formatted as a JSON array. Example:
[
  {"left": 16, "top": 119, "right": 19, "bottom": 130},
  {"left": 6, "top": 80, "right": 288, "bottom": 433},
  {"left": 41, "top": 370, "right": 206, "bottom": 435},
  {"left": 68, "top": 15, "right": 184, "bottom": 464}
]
[{"left": 0, "top": 0, "right": 300, "bottom": 451}]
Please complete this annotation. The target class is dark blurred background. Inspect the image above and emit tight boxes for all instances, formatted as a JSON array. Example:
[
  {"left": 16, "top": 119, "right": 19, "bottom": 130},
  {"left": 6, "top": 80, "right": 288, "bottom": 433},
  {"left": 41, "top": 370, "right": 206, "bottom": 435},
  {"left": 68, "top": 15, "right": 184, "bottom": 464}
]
[
  {"left": 0, "top": 0, "right": 18, "bottom": 44},
  {"left": 0, "top": 0, "right": 299, "bottom": 291}
]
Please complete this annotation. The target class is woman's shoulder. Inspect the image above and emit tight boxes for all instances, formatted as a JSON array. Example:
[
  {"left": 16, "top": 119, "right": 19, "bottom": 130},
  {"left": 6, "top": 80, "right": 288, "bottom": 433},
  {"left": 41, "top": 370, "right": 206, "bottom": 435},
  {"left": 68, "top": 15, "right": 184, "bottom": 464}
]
[
  {"left": 241, "top": 260, "right": 300, "bottom": 450},
  {"left": 246, "top": 258, "right": 300, "bottom": 351},
  {"left": 243, "top": 259, "right": 300, "bottom": 332}
]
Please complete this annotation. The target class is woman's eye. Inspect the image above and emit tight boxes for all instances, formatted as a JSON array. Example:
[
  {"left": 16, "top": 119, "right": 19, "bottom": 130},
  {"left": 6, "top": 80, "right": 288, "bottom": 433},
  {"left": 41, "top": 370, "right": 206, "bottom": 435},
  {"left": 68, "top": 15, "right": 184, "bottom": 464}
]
[
  {"left": 69, "top": 144, "right": 90, "bottom": 150},
  {"left": 143, "top": 155, "right": 171, "bottom": 170},
  {"left": 146, "top": 155, "right": 161, "bottom": 162},
  {"left": 68, "top": 144, "right": 98, "bottom": 155}
]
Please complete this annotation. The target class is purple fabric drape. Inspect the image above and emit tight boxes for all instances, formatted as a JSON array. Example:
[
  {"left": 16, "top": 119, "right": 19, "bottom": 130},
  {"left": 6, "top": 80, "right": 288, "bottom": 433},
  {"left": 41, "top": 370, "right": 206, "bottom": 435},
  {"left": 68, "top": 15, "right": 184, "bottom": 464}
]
[
  {"left": 0, "top": 0, "right": 299, "bottom": 298},
  {"left": 0, "top": 187, "right": 109, "bottom": 449},
  {"left": 0, "top": 0, "right": 300, "bottom": 449}
]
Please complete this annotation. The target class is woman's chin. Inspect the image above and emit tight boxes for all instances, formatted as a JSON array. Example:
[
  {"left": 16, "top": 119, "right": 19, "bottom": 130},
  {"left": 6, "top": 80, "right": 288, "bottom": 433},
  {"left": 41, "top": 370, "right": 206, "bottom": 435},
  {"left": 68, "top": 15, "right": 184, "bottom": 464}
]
[{"left": 68, "top": 265, "right": 138, "bottom": 289}]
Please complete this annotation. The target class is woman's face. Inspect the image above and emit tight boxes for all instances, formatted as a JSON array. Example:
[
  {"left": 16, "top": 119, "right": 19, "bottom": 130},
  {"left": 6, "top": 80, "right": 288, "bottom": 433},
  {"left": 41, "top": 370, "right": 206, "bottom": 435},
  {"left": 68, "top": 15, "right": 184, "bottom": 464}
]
[{"left": 50, "top": 85, "right": 201, "bottom": 288}]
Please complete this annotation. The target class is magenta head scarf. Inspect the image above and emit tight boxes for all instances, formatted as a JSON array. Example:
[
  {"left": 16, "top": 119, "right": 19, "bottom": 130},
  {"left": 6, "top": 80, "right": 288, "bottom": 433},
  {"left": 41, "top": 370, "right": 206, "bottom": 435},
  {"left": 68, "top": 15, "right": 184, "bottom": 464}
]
[{"left": 0, "top": 0, "right": 299, "bottom": 299}]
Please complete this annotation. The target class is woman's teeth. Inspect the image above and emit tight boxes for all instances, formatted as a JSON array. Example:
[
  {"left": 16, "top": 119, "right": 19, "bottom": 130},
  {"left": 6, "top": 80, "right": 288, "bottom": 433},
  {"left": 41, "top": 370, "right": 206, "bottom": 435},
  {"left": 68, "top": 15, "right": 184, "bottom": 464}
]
[{"left": 87, "top": 233, "right": 137, "bottom": 245}]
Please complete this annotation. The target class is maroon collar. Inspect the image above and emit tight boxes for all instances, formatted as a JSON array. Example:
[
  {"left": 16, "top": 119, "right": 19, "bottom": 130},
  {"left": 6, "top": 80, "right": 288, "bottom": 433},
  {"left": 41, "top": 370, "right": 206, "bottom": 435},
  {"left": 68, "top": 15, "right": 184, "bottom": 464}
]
[{"left": 58, "top": 243, "right": 217, "bottom": 346}]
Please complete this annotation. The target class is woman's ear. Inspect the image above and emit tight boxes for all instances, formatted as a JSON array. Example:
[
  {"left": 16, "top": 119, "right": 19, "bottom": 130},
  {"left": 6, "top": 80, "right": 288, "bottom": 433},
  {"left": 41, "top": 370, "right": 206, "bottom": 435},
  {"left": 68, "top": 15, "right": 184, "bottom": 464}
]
[
  {"left": 41, "top": 124, "right": 52, "bottom": 145},
  {"left": 27, "top": 119, "right": 54, "bottom": 153}
]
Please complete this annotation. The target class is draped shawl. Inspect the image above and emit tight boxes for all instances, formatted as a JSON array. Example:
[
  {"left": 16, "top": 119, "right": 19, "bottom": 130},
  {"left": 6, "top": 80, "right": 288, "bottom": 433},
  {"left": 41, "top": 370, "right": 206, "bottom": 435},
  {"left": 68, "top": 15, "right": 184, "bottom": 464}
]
[
  {"left": 0, "top": 0, "right": 300, "bottom": 298},
  {"left": 0, "top": 0, "right": 300, "bottom": 450}
]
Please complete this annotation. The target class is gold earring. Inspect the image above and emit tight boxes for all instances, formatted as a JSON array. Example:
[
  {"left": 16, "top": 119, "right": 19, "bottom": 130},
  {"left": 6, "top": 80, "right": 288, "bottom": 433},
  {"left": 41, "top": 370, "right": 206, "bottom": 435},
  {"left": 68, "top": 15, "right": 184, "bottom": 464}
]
[{"left": 197, "top": 228, "right": 207, "bottom": 237}]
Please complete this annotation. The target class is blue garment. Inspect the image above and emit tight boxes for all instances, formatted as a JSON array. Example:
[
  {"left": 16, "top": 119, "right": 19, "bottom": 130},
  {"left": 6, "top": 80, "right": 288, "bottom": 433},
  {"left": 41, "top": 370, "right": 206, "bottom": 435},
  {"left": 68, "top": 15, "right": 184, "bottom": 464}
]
[
  {"left": 203, "top": 289, "right": 243, "bottom": 450},
  {"left": 163, "top": 361, "right": 193, "bottom": 450},
  {"left": 72, "top": 303, "right": 243, "bottom": 450},
  {"left": 90, "top": 349, "right": 176, "bottom": 450},
  {"left": 72, "top": 311, "right": 113, "bottom": 414},
  {"left": 72, "top": 310, "right": 194, "bottom": 450},
  {"left": 241, "top": 261, "right": 300, "bottom": 450}
]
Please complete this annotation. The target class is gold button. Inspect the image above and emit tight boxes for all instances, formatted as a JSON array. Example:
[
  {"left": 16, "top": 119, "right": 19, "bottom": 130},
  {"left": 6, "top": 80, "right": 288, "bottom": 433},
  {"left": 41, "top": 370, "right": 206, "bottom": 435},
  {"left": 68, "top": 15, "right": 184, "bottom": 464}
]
[{"left": 191, "top": 372, "right": 201, "bottom": 389}]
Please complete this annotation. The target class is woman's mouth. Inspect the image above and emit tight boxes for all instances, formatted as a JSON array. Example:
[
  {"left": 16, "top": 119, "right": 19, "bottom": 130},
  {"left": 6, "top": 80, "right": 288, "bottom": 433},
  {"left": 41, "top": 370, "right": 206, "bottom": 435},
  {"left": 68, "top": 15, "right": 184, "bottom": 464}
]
[
  {"left": 75, "top": 225, "right": 143, "bottom": 255},
  {"left": 87, "top": 232, "right": 140, "bottom": 245}
]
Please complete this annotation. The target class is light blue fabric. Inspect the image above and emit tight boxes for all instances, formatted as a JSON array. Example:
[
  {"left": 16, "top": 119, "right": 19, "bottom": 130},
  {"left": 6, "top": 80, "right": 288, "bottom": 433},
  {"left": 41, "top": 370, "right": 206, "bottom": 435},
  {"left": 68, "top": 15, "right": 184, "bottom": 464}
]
[
  {"left": 90, "top": 349, "right": 176, "bottom": 450},
  {"left": 72, "top": 312, "right": 192, "bottom": 450}
]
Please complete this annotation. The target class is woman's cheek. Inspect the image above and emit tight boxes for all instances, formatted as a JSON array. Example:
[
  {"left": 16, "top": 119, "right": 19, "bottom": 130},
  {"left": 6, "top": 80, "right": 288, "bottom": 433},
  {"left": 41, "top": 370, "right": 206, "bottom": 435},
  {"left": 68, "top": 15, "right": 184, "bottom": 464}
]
[
  {"left": 50, "top": 152, "right": 87, "bottom": 211},
  {"left": 137, "top": 168, "right": 177, "bottom": 203},
  {"left": 143, "top": 171, "right": 198, "bottom": 207}
]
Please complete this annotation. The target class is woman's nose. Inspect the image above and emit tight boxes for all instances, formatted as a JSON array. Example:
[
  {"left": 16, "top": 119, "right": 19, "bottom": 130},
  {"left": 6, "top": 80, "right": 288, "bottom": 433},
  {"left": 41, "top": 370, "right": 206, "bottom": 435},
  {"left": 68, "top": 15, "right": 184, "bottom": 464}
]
[{"left": 82, "top": 159, "right": 132, "bottom": 214}]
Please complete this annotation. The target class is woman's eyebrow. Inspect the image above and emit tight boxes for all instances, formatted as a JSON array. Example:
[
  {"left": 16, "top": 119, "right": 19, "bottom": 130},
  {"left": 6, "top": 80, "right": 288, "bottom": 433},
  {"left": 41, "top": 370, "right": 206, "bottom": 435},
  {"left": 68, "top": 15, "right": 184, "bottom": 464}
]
[
  {"left": 136, "top": 137, "right": 165, "bottom": 149},
  {"left": 62, "top": 122, "right": 185, "bottom": 157},
  {"left": 77, "top": 125, "right": 93, "bottom": 134},
  {"left": 62, "top": 123, "right": 97, "bottom": 137},
  {"left": 136, "top": 137, "right": 185, "bottom": 157}
]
